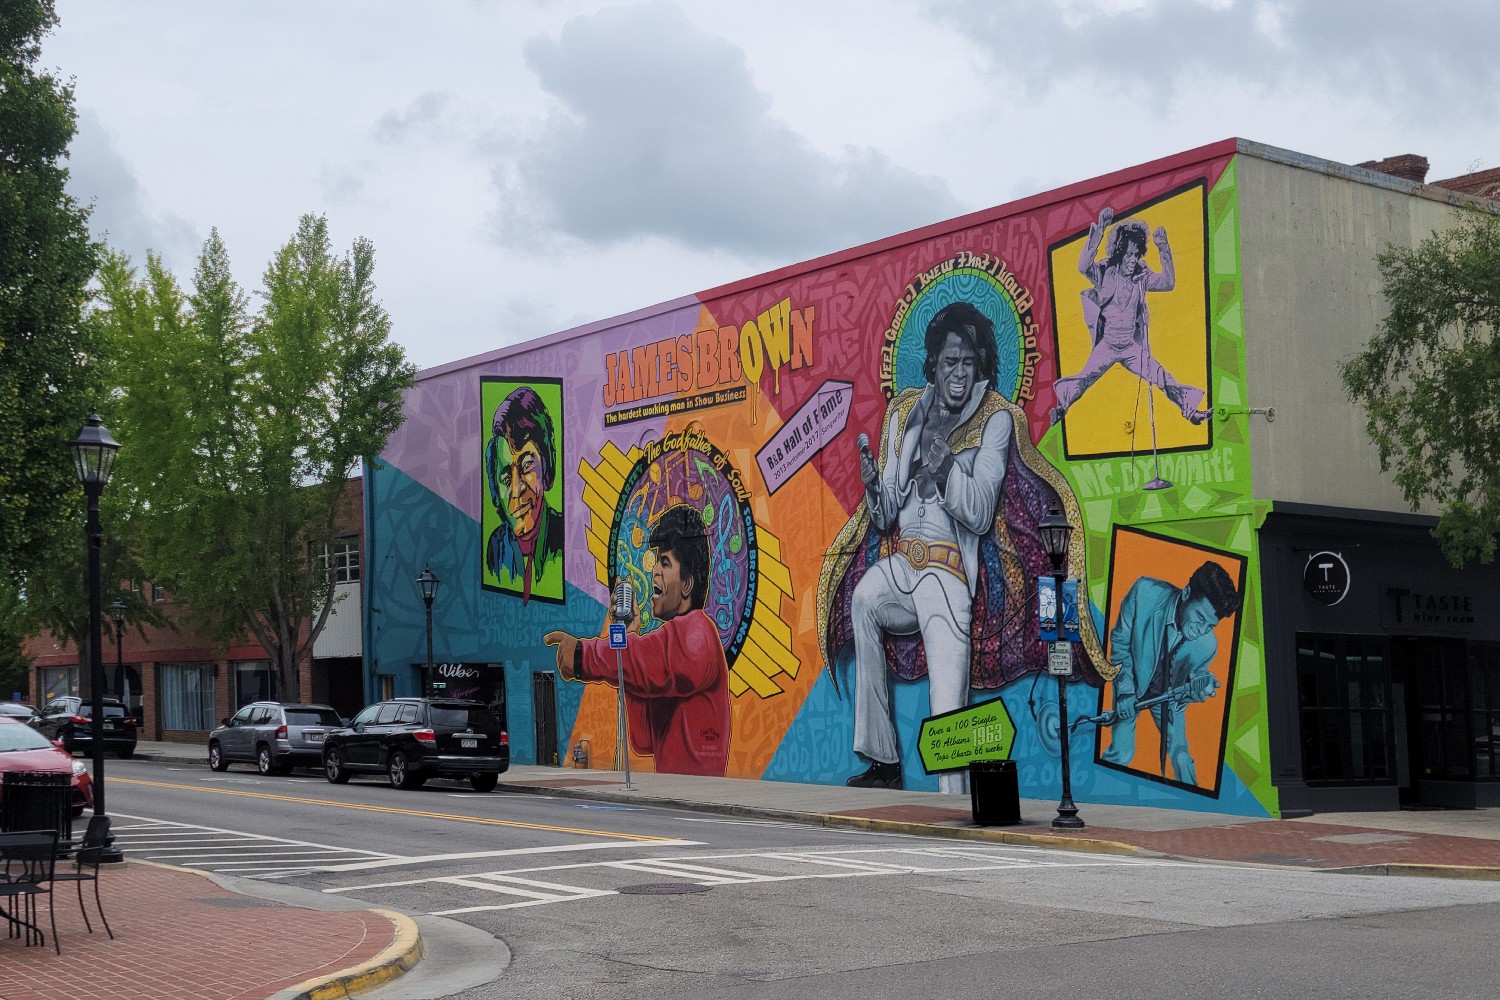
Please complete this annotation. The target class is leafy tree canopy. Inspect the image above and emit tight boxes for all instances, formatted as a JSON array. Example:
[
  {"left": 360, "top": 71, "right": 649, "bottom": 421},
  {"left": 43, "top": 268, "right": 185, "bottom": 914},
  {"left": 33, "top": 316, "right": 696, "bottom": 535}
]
[
  {"left": 99, "top": 217, "right": 415, "bottom": 695},
  {"left": 0, "top": 580, "right": 32, "bottom": 700},
  {"left": 1341, "top": 212, "right": 1500, "bottom": 567},
  {"left": 0, "top": 0, "right": 101, "bottom": 582}
]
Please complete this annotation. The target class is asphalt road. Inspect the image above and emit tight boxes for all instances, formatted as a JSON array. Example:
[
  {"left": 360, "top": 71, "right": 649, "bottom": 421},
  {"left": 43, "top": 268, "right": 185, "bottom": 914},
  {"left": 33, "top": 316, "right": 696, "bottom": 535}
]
[{"left": 105, "top": 759, "right": 1500, "bottom": 1000}]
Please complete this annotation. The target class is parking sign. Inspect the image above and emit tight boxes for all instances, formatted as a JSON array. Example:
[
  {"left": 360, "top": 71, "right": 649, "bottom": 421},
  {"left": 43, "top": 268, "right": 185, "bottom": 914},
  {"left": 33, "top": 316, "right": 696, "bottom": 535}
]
[{"left": 1047, "top": 640, "right": 1073, "bottom": 676}]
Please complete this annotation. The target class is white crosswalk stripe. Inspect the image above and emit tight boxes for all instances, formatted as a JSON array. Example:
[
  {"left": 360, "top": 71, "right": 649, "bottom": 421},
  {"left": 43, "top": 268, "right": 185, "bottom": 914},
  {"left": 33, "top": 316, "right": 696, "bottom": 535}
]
[
  {"left": 604, "top": 859, "right": 783, "bottom": 884},
  {"left": 319, "top": 844, "right": 1178, "bottom": 915},
  {"left": 108, "top": 813, "right": 398, "bottom": 878}
]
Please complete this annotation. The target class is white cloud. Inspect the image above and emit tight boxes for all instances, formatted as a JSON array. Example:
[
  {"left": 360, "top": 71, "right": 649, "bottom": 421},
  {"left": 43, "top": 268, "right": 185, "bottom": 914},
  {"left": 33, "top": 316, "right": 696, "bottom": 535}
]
[
  {"left": 373, "top": 92, "right": 465, "bottom": 145},
  {"left": 492, "top": 2, "right": 963, "bottom": 259},
  {"left": 65, "top": 110, "right": 201, "bottom": 273},
  {"left": 40, "top": 0, "right": 1500, "bottom": 372}
]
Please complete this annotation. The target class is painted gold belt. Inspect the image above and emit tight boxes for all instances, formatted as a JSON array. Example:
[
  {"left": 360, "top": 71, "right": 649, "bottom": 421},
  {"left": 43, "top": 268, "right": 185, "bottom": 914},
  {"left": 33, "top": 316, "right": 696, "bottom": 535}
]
[{"left": 895, "top": 537, "right": 965, "bottom": 578}]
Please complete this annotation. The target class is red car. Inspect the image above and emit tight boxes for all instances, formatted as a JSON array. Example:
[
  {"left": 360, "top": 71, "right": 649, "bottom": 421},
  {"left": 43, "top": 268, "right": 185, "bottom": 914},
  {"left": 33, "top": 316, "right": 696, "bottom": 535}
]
[{"left": 0, "top": 716, "right": 94, "bottom": 817}]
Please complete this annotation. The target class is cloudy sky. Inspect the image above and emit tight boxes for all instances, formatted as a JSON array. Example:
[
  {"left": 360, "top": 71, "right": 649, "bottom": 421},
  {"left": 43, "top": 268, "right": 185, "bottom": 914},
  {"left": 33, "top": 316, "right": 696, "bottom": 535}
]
[{"left": 45, "top": 0, "right": 1499, "bottom": 371}]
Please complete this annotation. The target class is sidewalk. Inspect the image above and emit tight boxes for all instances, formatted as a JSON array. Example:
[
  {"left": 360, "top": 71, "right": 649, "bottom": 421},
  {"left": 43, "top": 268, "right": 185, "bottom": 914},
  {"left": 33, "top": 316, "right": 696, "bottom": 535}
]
[
  {"left": 0, "top": 860, "right": 419, "bottom": 1000},
  {"left": 5, "top": 742, "right": 1494, "bottom": 1000}
]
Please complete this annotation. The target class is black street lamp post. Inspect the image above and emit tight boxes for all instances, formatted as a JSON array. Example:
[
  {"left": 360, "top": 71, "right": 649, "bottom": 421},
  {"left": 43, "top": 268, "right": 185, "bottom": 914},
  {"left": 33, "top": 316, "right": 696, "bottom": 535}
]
[
  {"left": 108, "top": 597, "right": 126, "bottom": 717},
  {"left": 417, "top": 565, "right": 440, "bottom": 676},
  {"left": 70, "top": 412, "right": 123, "bottom": 862},
  {"left": 1038, "top": 507, "right": 1085, "bottom": 831}
]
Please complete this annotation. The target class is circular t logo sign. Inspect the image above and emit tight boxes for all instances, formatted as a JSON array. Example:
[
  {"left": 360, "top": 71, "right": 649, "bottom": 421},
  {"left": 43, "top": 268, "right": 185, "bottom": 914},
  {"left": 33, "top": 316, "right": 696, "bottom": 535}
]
[{"left": 1303, "top": 551, "right": 1351, "bottom": 606}]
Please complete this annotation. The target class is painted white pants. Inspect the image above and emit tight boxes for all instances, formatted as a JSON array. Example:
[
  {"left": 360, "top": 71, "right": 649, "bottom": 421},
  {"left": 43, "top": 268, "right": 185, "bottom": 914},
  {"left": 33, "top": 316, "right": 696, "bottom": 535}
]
[
  {"left": 851, "top": 554, "right": 972, "bottom": 794},
  {"left": 1054, "top": 335, "right": 1205, "bottom": 420}
]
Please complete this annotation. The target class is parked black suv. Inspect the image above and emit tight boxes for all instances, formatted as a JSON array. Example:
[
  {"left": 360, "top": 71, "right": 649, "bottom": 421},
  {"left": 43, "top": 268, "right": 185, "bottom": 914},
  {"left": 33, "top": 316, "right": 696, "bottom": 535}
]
[
  {"left": 322, "top": 698, "right": 508, "bottom": 791},
  {"left": 34, "top": 696, "right": 138, "bottom": 758}
]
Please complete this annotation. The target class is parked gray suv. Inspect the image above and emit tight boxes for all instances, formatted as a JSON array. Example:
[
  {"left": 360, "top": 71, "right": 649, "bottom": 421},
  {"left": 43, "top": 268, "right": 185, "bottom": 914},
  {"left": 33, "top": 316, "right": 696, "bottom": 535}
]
[{"left": 208, "top": 702, "right": 345, "bottom": 775}]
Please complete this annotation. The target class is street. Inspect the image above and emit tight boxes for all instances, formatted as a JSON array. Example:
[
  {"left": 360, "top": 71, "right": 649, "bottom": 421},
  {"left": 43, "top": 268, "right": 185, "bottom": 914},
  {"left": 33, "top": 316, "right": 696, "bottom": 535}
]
[{"left": 105, "top": 759, "right": 1500, "bottom": 999}]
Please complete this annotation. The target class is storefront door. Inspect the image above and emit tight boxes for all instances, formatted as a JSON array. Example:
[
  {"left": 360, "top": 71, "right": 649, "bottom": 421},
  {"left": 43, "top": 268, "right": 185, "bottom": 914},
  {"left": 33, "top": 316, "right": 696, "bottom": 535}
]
[
  {"left": 533, "top": 672, "right": 558, "bottom": 766},
  {"left": 1391, "top": 637, "right": 1471, "bottom": 805}
]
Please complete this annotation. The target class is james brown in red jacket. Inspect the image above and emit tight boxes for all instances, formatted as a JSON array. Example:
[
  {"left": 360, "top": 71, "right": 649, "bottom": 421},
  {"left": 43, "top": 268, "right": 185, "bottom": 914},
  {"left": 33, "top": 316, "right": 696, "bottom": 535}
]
[{"left": 545, "top": 505, "right": 731, "bottom": 776}]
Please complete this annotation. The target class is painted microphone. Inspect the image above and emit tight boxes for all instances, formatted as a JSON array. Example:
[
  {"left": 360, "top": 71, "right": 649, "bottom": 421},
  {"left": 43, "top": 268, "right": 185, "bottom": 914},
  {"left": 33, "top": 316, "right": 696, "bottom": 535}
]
[
  {"left": 611, "top": 578, "right": 635, "bottom": 623},
  {"left": 857, "top": 432, "right": 874, "bottom": 463}
]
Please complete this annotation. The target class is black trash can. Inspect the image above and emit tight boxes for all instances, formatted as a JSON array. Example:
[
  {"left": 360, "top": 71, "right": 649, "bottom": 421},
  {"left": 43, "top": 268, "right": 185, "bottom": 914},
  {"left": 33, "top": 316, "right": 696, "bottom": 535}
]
[
  {"left": 1, "top": 770, "right": 74, "bottom": 845},
  {"left": 969, "top": 759, "right": 1020, "bottom": 826}
]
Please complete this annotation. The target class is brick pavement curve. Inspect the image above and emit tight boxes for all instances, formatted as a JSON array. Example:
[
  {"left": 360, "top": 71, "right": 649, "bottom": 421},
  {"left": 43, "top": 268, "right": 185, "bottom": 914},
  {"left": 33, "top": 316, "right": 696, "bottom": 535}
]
[
  {"left": 823, "top": 802, "right": 1500, "bottom": 872},
  {"left": 1, "top": 861, "right": 396, "bottom": 1000},
  {"left": 1076, "top": 820, "right": 1500, "bottom": 870}
]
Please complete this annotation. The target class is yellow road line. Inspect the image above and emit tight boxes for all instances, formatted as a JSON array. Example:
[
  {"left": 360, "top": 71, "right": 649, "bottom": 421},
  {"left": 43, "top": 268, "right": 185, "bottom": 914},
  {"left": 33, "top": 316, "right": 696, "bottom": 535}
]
[{"left": 114, "top": 777, "right": 676, "bottom": 842}]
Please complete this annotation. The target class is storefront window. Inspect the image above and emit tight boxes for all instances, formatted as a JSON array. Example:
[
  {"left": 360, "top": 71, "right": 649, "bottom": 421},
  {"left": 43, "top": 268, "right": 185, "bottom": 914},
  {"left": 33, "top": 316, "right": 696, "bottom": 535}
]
[
  {"left": 161, "top": 662, "right": 216, "bottom": 730},
  {"left": 234, "top": 660, "right": 275, "bottom": 708},
  {"left": 1416, "top": 640, "right": 1471, "bottom": 780},
  {"left": 1469, "top": 643, "right": 1500, "bottom": 780},
  {"left": 1297, "top": 634, "right": 1394, "bottom": 785},
  {"left": 38, "top": 667, "right": 79, "bottom": 703}
]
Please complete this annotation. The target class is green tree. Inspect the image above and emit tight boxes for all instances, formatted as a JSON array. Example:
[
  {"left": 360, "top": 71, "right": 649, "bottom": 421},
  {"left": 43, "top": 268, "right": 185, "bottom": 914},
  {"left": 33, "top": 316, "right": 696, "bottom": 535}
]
[
  {"left": 19, "top": 404, "right": 167, "bottom": 692},
  {"left": 1341, "top": 213, "right": 1500, "bottom": 567},
  {"left": 0, "top": 580, "right": 33, "bottom": 700},
  {"left": 0, "top": 1, "right": 102, "bottom": 581},
  {"left": 18, "top": 259, "right": 169, "bottom": 699},
  {"left": 101, "top": 218, "right": 415, "bottom": 697}
]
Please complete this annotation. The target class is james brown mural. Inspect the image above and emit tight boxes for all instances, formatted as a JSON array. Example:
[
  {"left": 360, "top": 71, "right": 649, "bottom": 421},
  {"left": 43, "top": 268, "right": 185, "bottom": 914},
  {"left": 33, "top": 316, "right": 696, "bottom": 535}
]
[{"left": 821, "top": 299, "right": 1095, "bottom": 794}]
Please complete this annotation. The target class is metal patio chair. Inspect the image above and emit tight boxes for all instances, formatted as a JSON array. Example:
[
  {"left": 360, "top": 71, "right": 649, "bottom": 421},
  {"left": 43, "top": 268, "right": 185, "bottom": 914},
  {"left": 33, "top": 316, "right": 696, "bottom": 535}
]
[
  {"left": 0, "top": 828, "right": 61, "bottom": 953},
  {"left": 49, "top": 814, "right": 113, "bottom": 938}
]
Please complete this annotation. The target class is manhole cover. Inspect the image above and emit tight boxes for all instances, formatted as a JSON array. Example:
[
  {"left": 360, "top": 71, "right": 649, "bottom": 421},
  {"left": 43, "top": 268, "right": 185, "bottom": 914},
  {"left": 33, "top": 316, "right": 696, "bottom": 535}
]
[{"left": 617, "top": 882, "right": 711, "bottom": 895}]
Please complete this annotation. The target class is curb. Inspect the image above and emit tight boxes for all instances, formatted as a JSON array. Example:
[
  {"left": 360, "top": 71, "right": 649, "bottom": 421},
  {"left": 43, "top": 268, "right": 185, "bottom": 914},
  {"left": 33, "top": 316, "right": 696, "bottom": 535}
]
[
  {"left": 276, "top": 908, "right": 424, "bottom": 1000},
  {"left": 497, "top": 780, "right": 1148, "bottom": 858},
  {"left": 1319, "top": 863, "right": 1500, "bottom": 880},
  {"left": 807, "top": 810, "right": 1148, "bottom": 856}
]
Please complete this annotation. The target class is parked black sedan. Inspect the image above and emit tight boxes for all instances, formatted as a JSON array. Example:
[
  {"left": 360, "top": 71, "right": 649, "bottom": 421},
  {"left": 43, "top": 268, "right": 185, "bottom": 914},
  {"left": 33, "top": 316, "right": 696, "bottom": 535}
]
[
  {"left": 322, "top": 697, "right": 508, "bottom": 791},
  {"left": 0, "top": 702, "right": 40, "bottom": 724},
  {"left": 34, "top": 695, "right": 138, "bottom": 758}
]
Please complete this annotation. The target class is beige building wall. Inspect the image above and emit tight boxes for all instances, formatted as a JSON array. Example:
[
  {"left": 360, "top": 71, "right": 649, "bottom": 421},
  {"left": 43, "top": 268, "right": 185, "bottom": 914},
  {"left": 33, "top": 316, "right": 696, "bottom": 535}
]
[{"left": 1235, "top": 144, "right": 1493, "bottom": 512}]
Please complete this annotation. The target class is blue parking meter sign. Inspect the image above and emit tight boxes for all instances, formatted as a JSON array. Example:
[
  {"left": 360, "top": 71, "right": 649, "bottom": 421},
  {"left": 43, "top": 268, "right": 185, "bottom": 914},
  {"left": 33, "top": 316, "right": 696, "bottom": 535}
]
[{"left": 608, "top": 623, "right": 628, "bottom": 649}]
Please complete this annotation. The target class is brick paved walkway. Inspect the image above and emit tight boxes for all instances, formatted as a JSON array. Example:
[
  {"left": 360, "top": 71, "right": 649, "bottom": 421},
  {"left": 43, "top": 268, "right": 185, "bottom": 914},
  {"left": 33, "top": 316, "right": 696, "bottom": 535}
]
[
  {"left": 0, "top": 862, "right": 397, "bottom": 1000},
  {"left": 1078, "top": 820, "right": 1500, "bottom": 869},
  {"left": 828, "top": 803, "right": 1500, "bottom": 870}
]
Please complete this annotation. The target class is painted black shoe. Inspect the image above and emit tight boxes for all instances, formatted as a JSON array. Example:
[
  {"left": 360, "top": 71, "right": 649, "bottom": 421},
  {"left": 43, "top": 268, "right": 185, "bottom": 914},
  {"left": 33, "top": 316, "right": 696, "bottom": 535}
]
[{"left": 846, "top": 760, "right": 902, "bottom": 789}]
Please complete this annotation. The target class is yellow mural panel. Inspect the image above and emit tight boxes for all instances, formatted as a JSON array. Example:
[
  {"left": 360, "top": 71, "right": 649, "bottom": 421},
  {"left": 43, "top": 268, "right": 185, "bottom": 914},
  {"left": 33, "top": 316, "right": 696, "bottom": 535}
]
[{"left": 1052, "top": 184, "right": 1211, "bottom": 456}]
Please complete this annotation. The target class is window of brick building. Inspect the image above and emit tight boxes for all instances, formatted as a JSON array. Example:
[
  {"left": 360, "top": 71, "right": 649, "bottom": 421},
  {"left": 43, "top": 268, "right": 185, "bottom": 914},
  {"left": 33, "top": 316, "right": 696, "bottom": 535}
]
[
  {"left": 315, "top": 536, "right": 361, "bottom": 584},
  {"left": 39, "top": 667, "right": 79, "bottom": 703},
  {"left": 161, "top": 662, "right": 216, "bottom": 731},
  {"left": 234, "top": 660, "right": 276, "bottom": 708}
]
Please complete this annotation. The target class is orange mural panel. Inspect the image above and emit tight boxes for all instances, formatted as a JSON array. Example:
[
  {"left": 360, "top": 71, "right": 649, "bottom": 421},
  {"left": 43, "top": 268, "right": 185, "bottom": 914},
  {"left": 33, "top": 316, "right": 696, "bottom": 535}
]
[{"left": 1095, "top": 525, "right": 1245, "bottom": 795}]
